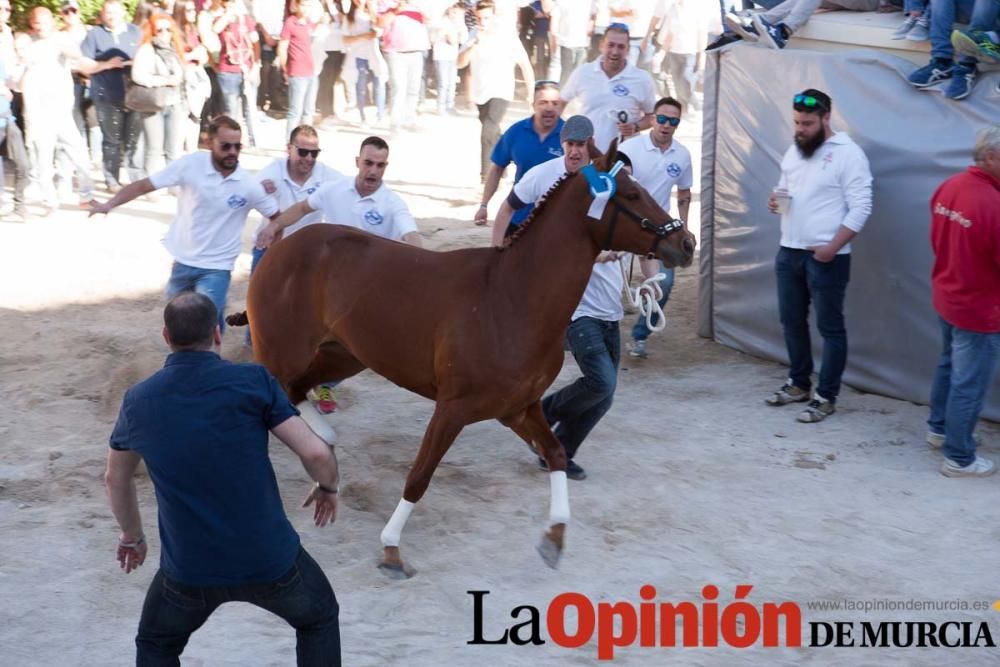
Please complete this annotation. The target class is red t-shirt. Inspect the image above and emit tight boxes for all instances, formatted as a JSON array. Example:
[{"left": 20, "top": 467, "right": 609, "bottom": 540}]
[
  {"left": 217, "top": 16, "right": 257, "bottom": 74},
  {"left": 930, "top": 166, "right": 1000, "bottom": 333},
  {"left": 280, "top": 16, "right": 316, "bottom": 78}
]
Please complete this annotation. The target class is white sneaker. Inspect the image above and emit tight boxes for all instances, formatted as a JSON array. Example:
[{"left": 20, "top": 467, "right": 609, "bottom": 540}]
[
  {"left": 941, "top": 456, "right": 995, "bottom": 477},
  {"left": 628, "top": 339, "right": 647, "bottom": 358},
  {"left": 891, "top": 15, "right": 917, "bottom": 40},
  {"left": 907, "top": 15, "right": 930, "bottom": 41}
]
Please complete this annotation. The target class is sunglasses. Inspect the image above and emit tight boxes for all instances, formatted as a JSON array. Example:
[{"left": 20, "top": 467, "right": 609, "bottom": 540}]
[
  {"left": 219, "top": 141, "right": 242, "bottom": 152},
  {"left": 655, "top": 114, "right": 680, "bottom": 127},
  {"left": 793, "top": 93, "right": 828, "bottom": 112},
  {"left": 534, "top": 79, "right": 559, "bottom": 90},
  {"left": 607, "top": 21, "right": 630, "bottom": 33},
  {"left": 294, "top": 147, "right": 321, "bottom": 158}
]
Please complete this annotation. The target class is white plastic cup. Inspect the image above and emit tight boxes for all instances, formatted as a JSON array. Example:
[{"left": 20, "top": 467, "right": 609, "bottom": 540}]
[{"left": 772, "top": 188, "right": 792, "bottom": 215}]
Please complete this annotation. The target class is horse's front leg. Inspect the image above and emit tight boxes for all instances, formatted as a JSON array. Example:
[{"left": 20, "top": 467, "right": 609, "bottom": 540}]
[
  {"left": 379, "top": 401, "right": 468, "bottom": 579},
  {"left": 518, "top": 400, "right": 570, "bottom": 568}
]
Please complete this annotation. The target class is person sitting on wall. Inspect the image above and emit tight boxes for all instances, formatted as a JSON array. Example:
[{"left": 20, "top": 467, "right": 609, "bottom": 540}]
[
  {"left": 908, "top": 0, "right": 1000, "bottom": 100},
  {"left": 722, "top": 0, "right": 881, "bottom": 50}
]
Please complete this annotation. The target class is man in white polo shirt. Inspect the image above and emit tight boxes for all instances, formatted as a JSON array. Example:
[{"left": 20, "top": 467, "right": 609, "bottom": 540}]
[
  {"left": 618, "top": 95, "right": 692, "bottom": 359},
  {"left": 256, "top": 135, "right": 423, "bottom": 248},
  {"left": 495, "top": 115, "right": 658, "bottom": 480},
  {"left": 764, "top": 89, "right": 873, "bottom": 424},
  {"left": 90, "top": 116, "right": 279, "bottom": 329},
  {"left": 560, "top": 22, "right": 656, "bottom": 152}
]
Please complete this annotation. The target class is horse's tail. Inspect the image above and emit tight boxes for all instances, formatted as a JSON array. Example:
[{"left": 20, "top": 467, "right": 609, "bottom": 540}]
[{"left": 225, "top": 311, "right": 249, "bottom": 327}]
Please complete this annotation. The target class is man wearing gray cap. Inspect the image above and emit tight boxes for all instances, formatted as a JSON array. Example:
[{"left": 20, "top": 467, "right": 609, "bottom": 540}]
[{"left": 493, "top": 114, "right": 657, "bottom": 480}]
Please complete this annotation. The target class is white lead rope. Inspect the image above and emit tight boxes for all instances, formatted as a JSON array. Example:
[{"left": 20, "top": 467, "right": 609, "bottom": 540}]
[{"left": 620, "top": 258, "right": 666, "bottom": 333}]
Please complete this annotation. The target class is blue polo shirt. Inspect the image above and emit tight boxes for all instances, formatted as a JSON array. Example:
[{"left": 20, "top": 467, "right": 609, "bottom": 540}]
[
  {"left": 109, "top": 351, "right": 301, "bottom": 586},
  {"left": 491, "top": 116, "right": 565, "bottom": 224},
  {"left": 81, "top": 23, "right": 140, "bottom": 105}
]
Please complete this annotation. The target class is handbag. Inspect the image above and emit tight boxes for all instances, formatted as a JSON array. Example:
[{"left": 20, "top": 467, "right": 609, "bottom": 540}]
[{"left": 125, "top": 80, "right": 169, "bottom": 113}]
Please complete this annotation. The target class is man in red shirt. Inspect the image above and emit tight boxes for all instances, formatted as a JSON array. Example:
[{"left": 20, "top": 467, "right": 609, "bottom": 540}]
[
  {"left": 280, "top": 0, "right": 320, "bottom": 142},
  {"left": 928, "top": 125, "right": 1000, "bottom": 477}
]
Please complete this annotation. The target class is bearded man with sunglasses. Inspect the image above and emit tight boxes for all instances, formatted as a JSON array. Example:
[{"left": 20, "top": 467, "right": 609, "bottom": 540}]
[
  {"left": 764, "top": 89, "right": 872, "bottom": 424},
  {"left": 89, "top": 115, "right": 279, "bottom": 331}
]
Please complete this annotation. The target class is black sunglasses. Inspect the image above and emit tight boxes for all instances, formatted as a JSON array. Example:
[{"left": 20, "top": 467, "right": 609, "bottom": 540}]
[
  {"left": 534, "top": 79, "right": 559, "bottom": 90},
  {"left": 294, "top": 147, "right": 321, "bottom": 158},
  {"left": 655, "top": 114, "right": 680, "bottom": 127},
  {"left": 793, "top": 93, "right": 829, "bottom": 112},
  {"left": 219, "top": 141, "right": 242, "bottom": 152}
]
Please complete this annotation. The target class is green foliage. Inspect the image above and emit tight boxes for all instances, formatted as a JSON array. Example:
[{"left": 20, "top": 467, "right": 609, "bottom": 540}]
[{"left": 10, "top": 0, "right": 140, "bottom": 30}]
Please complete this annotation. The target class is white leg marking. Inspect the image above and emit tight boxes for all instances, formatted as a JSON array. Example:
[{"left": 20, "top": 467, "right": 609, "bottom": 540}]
[
  {"left": 296, "top": 400, "right": 338, "bottom": 445},
  {"left": 380, "top": 498, "right": 416, "bottom": 547},
  {"left": 549, "top": 471, "right": 570, "bottom": 525}
]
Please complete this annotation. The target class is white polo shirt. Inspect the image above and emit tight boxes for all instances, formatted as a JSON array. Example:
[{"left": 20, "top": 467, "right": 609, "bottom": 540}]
[
  {"left": 252, "top": 158, "right": 345, "bottom": 243},
  {"left": 618, "top": 133, "right": 692, "bottom": 213},
  {"left": 469, "top": 26, "right": 525, "bottom": 105},
  {"left": 776, "top": 132, "right": 873, "bottom": 255},
  {"left": 511, "top": 156, "right": 626, "bottom": 323},
  {"left": 150, "top": 152, "right": 279, "bottom": 271},
  {"left": 561, "top": 59, "right": 657, "bottom": 152},
  {"left": 306, "top": 178, "right": 417, "bottom": 242}
]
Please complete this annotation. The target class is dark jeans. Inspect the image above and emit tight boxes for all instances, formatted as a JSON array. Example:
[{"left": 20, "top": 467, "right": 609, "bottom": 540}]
[
  {"left": 136, "top": 547, "right": 340, "bottom": 667},
  {"left": 775, "top": 247, "right": 851, "bottom": 401},
  {"left": 477, "top": 97, "right": 509, "bottom": 180},
  {"left": 259, "top": 47, "right": 289, "bottom": 112},
  {"left": 0, "top": 120, "right": 29, "bottom": 212},
  {"left": 542, "top": 317, "right": 621, "bottom": 459},
  {"left": 94, "top": 99, "right": 142, "bottom": 187},
  {"left": 317, "top": 50, "right": 345, "bottom": 117}
]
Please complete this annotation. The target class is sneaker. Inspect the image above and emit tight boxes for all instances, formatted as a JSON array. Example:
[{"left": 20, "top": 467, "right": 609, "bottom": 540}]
[
  {"left": 944, "top": 63, "right": 977, "bottom": 100},
  {"left": 307, "top": 384, "right": 338, "bottom": 415},
  {"left": 724, "top": 13, "right": 759, "bottom": 42},
  {"left": 952, "top": 29, "right": 1000, "bottom": 64},
  {"left": 891, "top": 15, "right": 918, "bottom": 40},
  {"left": 797, "top": 395, "right": 836, "bottom": 423},
  {"left": 628, "top": 339, "right": 648, "bottom": 358},
  {"left": 941, "top": 455, "right": 995, "bottom": 478},
  {"left": 538, "top": 457, "right": 587, "bottom": 481},
  {"left": 908, "top": 58, "right": 954, "bottom": 88},
  {"left": 765, "top": 380, "right": 810, "bottom": 406},
  {"left": 906, "top": 15, "right": 930, "bottom": 41},
  {"left": 706, "top": 33, "right": 743, "bottom": 51},
  {"left": 753, "top": 15, "right": 788, "bottom": 50}
]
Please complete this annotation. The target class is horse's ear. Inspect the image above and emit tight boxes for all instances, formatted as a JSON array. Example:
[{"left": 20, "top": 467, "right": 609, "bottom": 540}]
[
  {"left": 597, "top": 138, "right": 619, "bottom": 172},
  {"left": 586, "top": 137, "right": 603, "bottom": 162}
]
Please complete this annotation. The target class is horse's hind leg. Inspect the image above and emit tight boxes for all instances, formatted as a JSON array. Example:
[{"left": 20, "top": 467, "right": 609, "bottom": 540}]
[
  {"left": 286, "top": 342, "right": 368, "bottom": 445},
  {"left": 379, "top": 401, "right": 469, "bottom": 579},
  {"left": 516, "top": 400, "right": 570, "bottom": 569}
]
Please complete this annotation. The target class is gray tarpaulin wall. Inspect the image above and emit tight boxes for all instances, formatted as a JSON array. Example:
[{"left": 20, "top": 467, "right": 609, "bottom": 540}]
[{"left": 699, "top": 46, "right": 1000, "bottom": 419}]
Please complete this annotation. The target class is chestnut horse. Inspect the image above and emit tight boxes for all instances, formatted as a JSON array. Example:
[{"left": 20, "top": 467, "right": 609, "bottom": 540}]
[{"left": 227, "top": 146, "right": 696, "bottom": 577}]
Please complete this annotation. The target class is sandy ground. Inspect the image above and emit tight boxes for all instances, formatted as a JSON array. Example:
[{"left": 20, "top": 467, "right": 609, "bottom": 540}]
[{"left": 2, "top": 101, "right": 1000, "bottom": 667}]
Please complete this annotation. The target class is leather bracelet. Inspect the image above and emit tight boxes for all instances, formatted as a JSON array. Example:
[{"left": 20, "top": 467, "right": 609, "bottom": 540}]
[
  {"left": 119, "top": 534, "right": 146, "bottom": 548},
  {"left": 317, "top": 482, "right": 338, "bottom": 494}
]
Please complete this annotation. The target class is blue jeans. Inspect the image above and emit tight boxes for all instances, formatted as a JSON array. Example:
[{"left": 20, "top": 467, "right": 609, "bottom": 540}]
[
  {"left": 542, "top": 317, "right": 620, "bottom": 459},
  {"left": 631, "top": 264, "right": 675, "bottom": 342},
  {"left": 904, "top": 0, "right": 928, "bottom": 12},
  {"left": 775, "top": 247, "right": 851, "bottom": 401},
  {"left": 928, "top": 318, "right": 1000, "bottom": 466},
  {"left": 930, "top": 0, "right": 976, "bottom": 61},
  {"left": 969, "top": 0, "right": 1000, "bottom": 29},
  {"left": 355, "top": 58, "right": 386, "bottom": 122},
  {"left": 136, "top": 547, "right": 340, "bottom": 667},
  {"left": 216, "top": 71, "right": 258, "bottom": 145},
  {"left": 165, "top": 262, "right": 232, "bottom": 331},
  {"left": 286, "top": 75, "right": 319, "bottom": 142},
  {"left": 435, "top": 59, "right": 457, "bottom": 111}
]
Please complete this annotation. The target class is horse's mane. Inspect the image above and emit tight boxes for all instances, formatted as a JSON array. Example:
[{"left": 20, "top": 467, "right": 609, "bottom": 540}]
[{"left": 499, "top": 171, "right": 576, "bottom": 250}]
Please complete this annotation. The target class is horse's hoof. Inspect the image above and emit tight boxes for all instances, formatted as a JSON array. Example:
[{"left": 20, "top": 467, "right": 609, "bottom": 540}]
[
  {"left": 537, "top": 533, "right": 563, "bottom": 569},
  {"left": 378, "top": 561, "right": 416, "bottom": 579}
]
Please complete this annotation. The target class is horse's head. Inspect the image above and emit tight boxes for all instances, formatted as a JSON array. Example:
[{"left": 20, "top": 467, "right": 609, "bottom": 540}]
[{"left": 582, "top": 139, "right": 696, "bottom": 268}]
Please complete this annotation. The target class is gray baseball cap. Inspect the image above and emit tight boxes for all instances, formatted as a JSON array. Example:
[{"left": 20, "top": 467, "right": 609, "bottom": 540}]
[{"left": 560, "top": 115, "right": 594, "bottom": 143}]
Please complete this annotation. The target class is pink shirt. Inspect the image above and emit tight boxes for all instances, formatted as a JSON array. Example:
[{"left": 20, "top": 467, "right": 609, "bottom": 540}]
[{"left": 280, "top": 17, "right": 316, "bottom": 77}]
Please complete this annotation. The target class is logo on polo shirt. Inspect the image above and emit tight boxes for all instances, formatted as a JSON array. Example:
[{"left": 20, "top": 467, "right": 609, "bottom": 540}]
[
  {"left": 306, "top": 185, "right": 319, "bottom": 195},
  {"left": 227, "top": 194, "right": 248, "bottom": 209},
  {"left": 612, "top": 84, "right": 630, "bottom": 97},
  {"left": 364, "top": 209, "right": 384, "bottom": 225},
  {"left": 548, "top": 147, "right": 564, "bottom": 157},
  {"left": 666, "top": 163, "right": 682, "bottom": 178}
]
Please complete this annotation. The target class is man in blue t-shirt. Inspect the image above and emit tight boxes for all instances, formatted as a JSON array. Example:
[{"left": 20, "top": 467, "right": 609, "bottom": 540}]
[
  {"left": 105, "top": 291, "right": 342, "bottom": 665},
  {"left": 474, "top": 80, "right": 564, "bottom": 229},
  {"left": 80, "top": 0, "right": 140, "bottom": 192}
]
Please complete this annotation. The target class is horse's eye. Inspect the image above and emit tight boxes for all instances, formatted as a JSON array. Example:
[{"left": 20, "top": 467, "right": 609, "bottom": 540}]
[{"left": 623, "top": 190, "right": 640, "bottom": 201}]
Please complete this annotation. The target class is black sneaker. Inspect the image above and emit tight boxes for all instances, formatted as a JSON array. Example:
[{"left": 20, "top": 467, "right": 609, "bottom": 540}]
[
  {"left": 706, "top": 33, "right": 743, "bottom": 52},
  {"left": 753, "top": 15, "right": 789, "bottom": 49},
  {"left": 538, "top": 457, "right": 588, "bottom": 481},
  {"left": 724, "top": 14, "right": 759, "bottom": 42}
]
